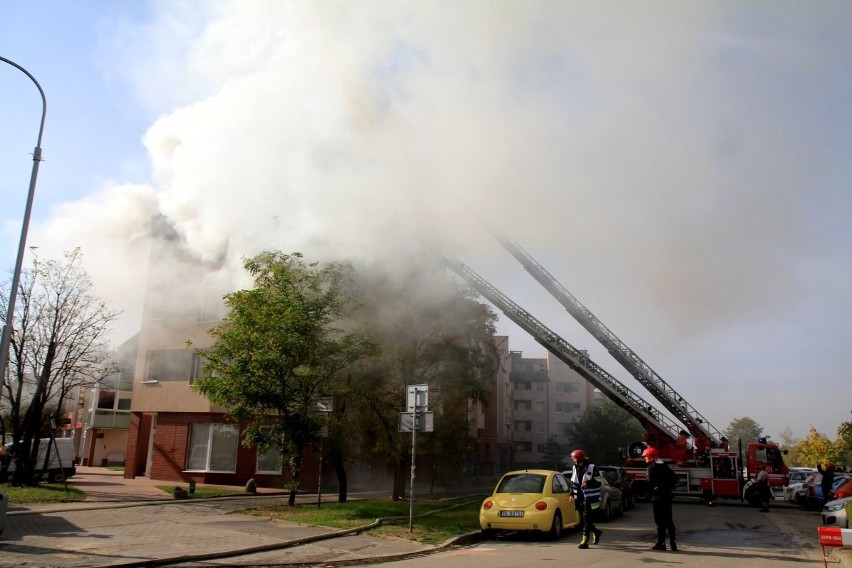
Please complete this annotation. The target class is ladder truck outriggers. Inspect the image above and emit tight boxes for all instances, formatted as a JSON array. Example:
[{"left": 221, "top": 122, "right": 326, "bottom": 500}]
[
  {"left": 436, "top": 244, "right": 786, "bottom": 503},
  {"left": 491, "top": 233, "right": 789, "bottom": 495}
]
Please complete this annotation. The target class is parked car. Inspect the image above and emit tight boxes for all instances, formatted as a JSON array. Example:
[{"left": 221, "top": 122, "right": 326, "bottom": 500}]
[
  {"left": 822, "top": 495, "right": 852, "bottom": 529},
  {"left": 803, "top": 472, "right": 852, "bottom": 509},
  {"left": 792, "top": 472, "right": 820, "bottom": 505},
  {"left": 598, "top": 465, "right": 634, "bottom": 510},
  {"left": 479, "top": 469, "right": 581, "bottom": 539},
  {"left": 783, "top": 467, "right": 816, "bottom": 502},
  {"left": 563, "top": 468, "right": 624, "bottom": 522},
  {"left": 833, "top": 478, "right": 852, "bottom": 501}
]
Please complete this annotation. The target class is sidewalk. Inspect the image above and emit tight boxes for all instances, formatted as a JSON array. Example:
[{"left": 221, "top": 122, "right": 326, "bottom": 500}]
[
  {"left": 67, "top": 465, "right": 285, "bottom": 501},
  {"left": 1, "top": 467, "right": 444, "bottom": 567}
]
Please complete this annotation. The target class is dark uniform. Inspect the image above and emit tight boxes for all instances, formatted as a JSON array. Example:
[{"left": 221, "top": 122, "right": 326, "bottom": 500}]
[{"left": 648, "top": 459, "right": 677, "bottom": 551}]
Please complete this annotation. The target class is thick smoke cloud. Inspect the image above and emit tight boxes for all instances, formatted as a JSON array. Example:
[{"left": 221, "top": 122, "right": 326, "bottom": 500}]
[{"left": 24, "top": 1, "right": 852, "bottom": 438}]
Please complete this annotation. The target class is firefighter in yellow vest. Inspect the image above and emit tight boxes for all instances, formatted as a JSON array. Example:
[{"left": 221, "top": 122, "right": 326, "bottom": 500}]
[{"left": 570, "top": 449, "right": 603, "bottom": 549}]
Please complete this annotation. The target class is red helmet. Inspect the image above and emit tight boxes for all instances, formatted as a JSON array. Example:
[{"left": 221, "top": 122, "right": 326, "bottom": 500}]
[
  {"left": 570, "top": 449, "right": 587, "bottom": 461},
  {"left": 642, "top": 447, "right": 659, "bottom": 461}
]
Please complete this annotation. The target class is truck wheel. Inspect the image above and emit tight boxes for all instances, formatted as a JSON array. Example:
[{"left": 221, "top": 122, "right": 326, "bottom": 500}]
[
  {"left": 632, "top": 481, "right": 651, "bottom": 502},
  {"left": 51, "top": 472, "right": 65, "bottom": 483}
]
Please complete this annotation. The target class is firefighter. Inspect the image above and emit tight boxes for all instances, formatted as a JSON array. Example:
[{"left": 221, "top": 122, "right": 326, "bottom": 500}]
[
  {"left": 570, "top": 448, "right": 603, "bottom": 549},
  {"left": 818, "top": 463, "right": 836, "bottom": 504},
  {"left": 754, "top": 466, "right": 771, "bottom": 512},
  {"left": 644, "top": 446, "right": 677, "bottom": 551}
]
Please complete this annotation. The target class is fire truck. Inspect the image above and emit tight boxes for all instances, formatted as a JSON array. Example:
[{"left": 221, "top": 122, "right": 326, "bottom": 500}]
[{"left": 437, "top": 237, "right": 788, "bottom": 503}]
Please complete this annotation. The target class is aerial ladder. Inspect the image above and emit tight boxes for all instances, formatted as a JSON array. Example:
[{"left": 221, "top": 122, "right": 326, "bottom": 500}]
[
  {"left": 492, "top": 231, "right": 724, "bottom": 454},
  {"left": 434, "top": 246, "right": 683, "bottom": 457}
]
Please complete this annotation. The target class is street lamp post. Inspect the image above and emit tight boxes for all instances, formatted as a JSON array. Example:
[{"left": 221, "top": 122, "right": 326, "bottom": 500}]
[{"left": 0, "top": 56, "right": 46, "bottom": 383}]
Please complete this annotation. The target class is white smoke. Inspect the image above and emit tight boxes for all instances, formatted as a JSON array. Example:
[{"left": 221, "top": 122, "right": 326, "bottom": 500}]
[{"left": 20, "top": 1, "right": 852, "bottom": 437}]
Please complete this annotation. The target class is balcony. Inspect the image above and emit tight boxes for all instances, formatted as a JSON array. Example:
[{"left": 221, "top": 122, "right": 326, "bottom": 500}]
[{"left": 91, "top": 410, "right": 131, "bottom": 429}]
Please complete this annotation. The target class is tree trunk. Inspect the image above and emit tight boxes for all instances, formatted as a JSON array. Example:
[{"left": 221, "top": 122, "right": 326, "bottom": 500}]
[
  {"left": 330, "top": 439, "right": 347, "bottom": 503},
  {"left": 288, "top": 446, "right": 304, "bottom": 507}
]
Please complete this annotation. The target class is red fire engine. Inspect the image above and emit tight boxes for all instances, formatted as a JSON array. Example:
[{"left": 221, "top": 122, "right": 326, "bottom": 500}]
[{"left": 438, "top": 235, "right": 788, "bottom": 503}]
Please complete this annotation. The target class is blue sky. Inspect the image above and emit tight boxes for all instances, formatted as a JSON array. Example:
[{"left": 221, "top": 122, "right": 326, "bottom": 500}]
[{"left": 1, "top": 1, "right": 850, "bottom": 444}]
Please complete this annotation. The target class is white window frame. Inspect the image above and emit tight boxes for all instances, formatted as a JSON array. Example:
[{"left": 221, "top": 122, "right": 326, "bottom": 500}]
[{"left": 185, "top": 423, "right": 239, "bottom": 473}]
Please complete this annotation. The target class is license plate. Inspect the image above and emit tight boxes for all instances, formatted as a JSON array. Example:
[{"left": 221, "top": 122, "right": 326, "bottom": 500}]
[{"left": 499, "top": 510, "right": 524, "bottom": 518}]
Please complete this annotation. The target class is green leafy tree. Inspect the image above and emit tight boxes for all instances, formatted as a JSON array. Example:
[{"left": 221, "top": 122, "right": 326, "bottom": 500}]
[
  {"left": 563, "top": 399, "right": 645, "bottom": 466},
  {"left": 836, "top": 413, "right": 852, "bottom": 467},
  {"left": 1, "top": 248, "right": 118, "bottom": 485},
  {"left": 724, "top": 417, "right": 763, "bottom": 449},
  {"left": 794, "top": 426, "right": 845, "bottom": 468},
  {"left": 192, "top": 251, "right": 377, "bottom": 506}
]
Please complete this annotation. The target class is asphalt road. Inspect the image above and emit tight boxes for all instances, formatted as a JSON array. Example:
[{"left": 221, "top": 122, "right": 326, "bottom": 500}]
[
  {"left": 3, "top": 480, "right": 851, "bottom": 567},
  {"left": 336, "top": 500, "right": 850, "bottom": 568}
]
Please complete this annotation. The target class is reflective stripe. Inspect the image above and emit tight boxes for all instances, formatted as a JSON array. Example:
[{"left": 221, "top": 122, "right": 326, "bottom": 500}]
[{"left": 572, "top": 464, "right": 602, "bottom": 503}]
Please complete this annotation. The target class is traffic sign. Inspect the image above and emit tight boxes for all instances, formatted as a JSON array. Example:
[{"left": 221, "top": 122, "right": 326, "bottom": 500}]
[
  {"left": 406, "top": 384, "right": 428, "bottom": 412},
  {"left": 398, "top": 411, "right": 434, "bottom": 432}
]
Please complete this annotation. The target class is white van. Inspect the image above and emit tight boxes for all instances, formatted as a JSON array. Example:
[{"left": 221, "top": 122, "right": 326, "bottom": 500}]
[{"left": 1, "top": 438, "right": 76, "bottom": 483}]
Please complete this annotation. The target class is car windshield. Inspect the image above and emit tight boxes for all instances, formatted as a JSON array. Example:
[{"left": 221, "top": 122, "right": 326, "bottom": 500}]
[{"left": 497, "top": 473, "right": 546, "bottom": 494}]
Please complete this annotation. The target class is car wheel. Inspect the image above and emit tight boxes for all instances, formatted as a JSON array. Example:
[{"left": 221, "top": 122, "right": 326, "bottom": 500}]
[
  {"left": 548, "top": 511, "right": 563, "bottom": 540},
  {"left": 602, "top": 501, "right": 612, "bottom": 522}
]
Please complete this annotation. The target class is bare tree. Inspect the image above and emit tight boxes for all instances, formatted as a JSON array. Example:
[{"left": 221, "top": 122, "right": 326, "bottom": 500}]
[{"left": 0, "top": 248, "right": 118, "bottom": 485}]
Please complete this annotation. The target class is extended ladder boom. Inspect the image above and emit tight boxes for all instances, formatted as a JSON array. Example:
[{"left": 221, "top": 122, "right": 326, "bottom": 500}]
[
  {"left": 493, "top": 231, "right": 723, "bottom": 449},
  {"left": 436, "top": 247, "right": 681, "bottom": 451}
]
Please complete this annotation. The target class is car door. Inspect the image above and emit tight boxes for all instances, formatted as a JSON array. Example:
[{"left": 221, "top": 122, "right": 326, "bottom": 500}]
[{"left": 553, "top": 473, "right": 579, "bottom": 526}]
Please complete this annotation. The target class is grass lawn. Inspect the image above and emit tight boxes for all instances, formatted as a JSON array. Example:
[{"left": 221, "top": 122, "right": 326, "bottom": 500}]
[
  {"left": 0, "top": 480, "right": 240, "bottom": 504},
  {"left": 0, "top": 482, "right": 86, "bottom": 504},
  {"left": 242, "top": 498, "right": 484, "bottom": 545}
]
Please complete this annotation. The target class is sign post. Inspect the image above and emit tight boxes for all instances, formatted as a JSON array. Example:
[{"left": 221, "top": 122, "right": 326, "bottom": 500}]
[
  {"left": 315, "top": 397, "right": 333, "bottom": 507},
  {"left": 400, "top": 385, "right": 429, "bottom": 533}
]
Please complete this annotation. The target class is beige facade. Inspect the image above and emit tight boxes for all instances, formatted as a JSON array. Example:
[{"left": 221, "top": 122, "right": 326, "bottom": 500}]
[{"left": 507, "top": 350, "right": 597, "bottom": 470}]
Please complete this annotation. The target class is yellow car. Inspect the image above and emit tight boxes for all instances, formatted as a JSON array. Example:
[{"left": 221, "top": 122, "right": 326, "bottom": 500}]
[{"left": 479, "top": 469, "right": 581, "bottom": 539}]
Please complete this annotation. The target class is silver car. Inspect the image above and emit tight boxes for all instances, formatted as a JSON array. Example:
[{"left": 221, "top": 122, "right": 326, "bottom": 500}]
[{"left": 563, "top": 469, "right": 624, "bottom": 522}]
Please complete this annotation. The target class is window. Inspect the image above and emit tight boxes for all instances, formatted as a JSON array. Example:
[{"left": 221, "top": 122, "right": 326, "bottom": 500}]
[
  {"left": 516, "top": 441, "right": 533, "bottom": 453},
  {"left": 552, "top": 474, "right": 570, "bottom": 494},
  {"left": 535, "top": 402, "right": 545, "bottom": 413},
  {"left": 186, "top": 423, "right": 239, "bottom": 472},
  {"left": 96, "top": 391, "right": 132, "bottom": 412},
  {"left": 190, "top": 351, "right": 207, "bottom": 384},
  {"left": 146, "top": 349, "right": 194, "bottom": 382},
  {"left": 116, "top": 394, "right": 132, "bottom": 410},
  {"left": 97, "top": 392, "right": 116, "bottom": 410},
  {"left": 536, "top": 421, "right": 545, "bottom": 434},
  {"left": 535, "top": 383, "right": 545, "bottom": 392},
  {"left": 515, "top": 382, "right": 531, "bottom": 391},
  {"left": 555, "top": 382, "right": 580, "bottom": 394},
  {"left": 256, "top": 446, "right": 281, "bottom": 473},
  {"left": 556, "top": 402, "right": 582, "bottom": 414},
  {"left": 514, "top": 400, "right": 532, "bottom": 411},
  {"left": 514, "top": 420, "right": 532, "bottom": 432},
  {"left": 102, "top": 371, "right": 133, "bottom": 392}
]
